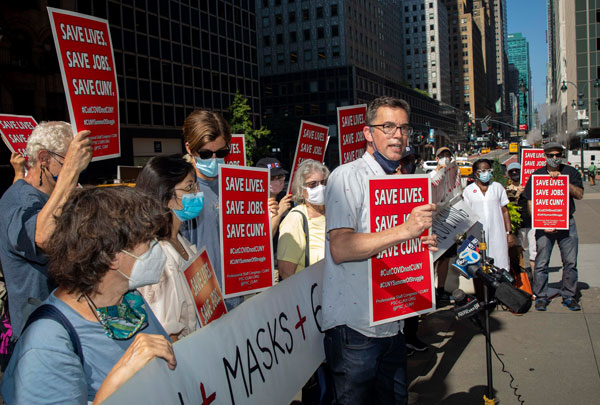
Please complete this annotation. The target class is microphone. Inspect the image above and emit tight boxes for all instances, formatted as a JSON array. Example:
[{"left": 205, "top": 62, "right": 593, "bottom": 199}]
[
  {"left": 452, "top": 248, "right": 482, "bottom": 279},
  {"left": 452, "top": 289, "right": 483, "bottom": 320}
]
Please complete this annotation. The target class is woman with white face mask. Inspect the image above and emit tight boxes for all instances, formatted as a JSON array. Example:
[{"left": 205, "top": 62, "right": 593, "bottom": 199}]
[{"left": 277, "top": 160, "right": 330, "bottom": 279}]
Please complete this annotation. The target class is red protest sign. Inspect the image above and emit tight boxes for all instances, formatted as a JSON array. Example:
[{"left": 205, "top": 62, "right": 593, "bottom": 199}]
[
  {"left": 520, "top": 148, "right": 546, "bottom": 187},
  {"left": 531, "top": 175, "right": 569, "bottom": 230},
  {"left": 224, "top": 134, "right": 246, "bottom": 166},
  {"left": 0, "top": 115, "right": 38, "bottom": 160},
  {"left": 337, "top": 104, "right": 367, "bottom": 165},
  {"left": 184, "top": 248, "right": 227, "bottom": 327},
  {"left": 48, "top": 8, "right": 120, "bottom": 162},
  {"left": 287, "top": 120, "right": 329, "bottom": 194},
  {"left": 368, "top": 175, "right": 435, "bottom": 326},
  {"left": 219, "top": 165, "right": 274, "bottom": 297}
]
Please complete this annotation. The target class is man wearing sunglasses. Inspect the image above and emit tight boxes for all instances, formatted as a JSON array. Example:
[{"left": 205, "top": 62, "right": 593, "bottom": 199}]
[
  {"left": 523, "top": 142, "right": 584, "bottom": 311},
  {"left": 322, "top": 97, "right": 437, "bottom": 404}
]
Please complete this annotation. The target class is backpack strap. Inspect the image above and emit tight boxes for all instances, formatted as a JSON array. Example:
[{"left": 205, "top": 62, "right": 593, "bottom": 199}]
[
  {"left": 293, "top": 210, "right": 310, "bottom": 268},
  {"left": 22, "top": 304, "right": 84, "bottom": 366}
]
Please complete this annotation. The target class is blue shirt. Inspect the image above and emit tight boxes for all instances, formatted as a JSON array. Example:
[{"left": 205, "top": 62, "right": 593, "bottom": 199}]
[
  {"left": 0, "top": 180, "right": 53, "bottom": 337},
  {"left": 180, "top": 177, "right": 243, "bottom": 310},
  {"left": 1, "top": 291, "right": 169, "bottom": 404}
]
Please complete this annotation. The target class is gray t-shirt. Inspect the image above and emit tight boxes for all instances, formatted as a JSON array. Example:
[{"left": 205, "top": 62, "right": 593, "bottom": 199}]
[
  {"left": 0, "top": 291, "right": 169, "bottom": 403},
  {"left": 180, "top": 177, "right": 243, "bottom": 310},
  {"left": 0, "top": 180, "right": 53, "bottom": 337},
  {"left": 323, "top": 153, "right": 402, "bottom": 337}
]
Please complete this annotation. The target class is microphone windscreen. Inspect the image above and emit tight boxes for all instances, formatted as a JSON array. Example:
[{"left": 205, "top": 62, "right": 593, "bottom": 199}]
[{"left": 452, "top": 289, "right": 466, "bottom": 303}]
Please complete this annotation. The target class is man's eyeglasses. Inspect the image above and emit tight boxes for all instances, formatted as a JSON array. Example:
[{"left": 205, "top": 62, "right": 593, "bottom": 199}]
[
  {"left": 370, "top": 123, "right": 413, "bottom": 137},
  {"left": 196, "top": 147, "right": 230, "bottom": 160},
  {"left": 545, "top": 153, "right": 562, "bottom": 158},
  {"left": 304, "top": 179, "right": 327, "bottom": 189}
]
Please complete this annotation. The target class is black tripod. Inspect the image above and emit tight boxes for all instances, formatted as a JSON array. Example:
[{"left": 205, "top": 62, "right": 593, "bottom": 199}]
[{"left": 477, "top": 231, "right": 496, "bottom": 404}]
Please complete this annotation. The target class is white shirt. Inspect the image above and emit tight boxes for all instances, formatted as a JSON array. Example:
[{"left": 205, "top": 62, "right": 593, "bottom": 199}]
[
  {"left": 322, "top": 153, "right": 402, "bottom": 338},
  {"left": 138, "top": 235, "right": 199, "bottom": 339},
  {"left": 462, "top": 182, "right": 510, "bottom": 271}
]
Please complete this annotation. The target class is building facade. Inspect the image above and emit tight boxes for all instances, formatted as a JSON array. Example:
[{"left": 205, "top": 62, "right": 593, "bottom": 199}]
[
  {"left": 400, "top": 0, "right": 451, "bottom": 103},
  {"left": 0, "top": 0, "right": 261, "bottom": 183},
  {"left": 507, "top": 32, "right": 532, "bottom": 130},
  {"left": 258, "top": 0, "right": 461, "bottom": 165}
]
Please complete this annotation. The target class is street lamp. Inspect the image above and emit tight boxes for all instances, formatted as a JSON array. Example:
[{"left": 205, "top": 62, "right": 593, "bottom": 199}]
[{"left": 559, "top": 79, "right": 599, "bottom": 170}]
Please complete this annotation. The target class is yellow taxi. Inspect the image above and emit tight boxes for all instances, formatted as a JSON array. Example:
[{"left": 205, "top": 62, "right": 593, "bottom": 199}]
[
  {"left": 456, "top": 160, "right": 473, "bottom": 177},
  {"left": 509, "top": 142, "right": 519, "bottom": 154},
  {"left": 480, "top": 147, "right": 491, "bottom": 154}
]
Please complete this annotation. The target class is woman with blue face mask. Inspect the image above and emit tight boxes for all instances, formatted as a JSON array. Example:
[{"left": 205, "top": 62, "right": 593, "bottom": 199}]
[
  {"left": 179, "top": 109, "right": 244, "bottom": 310},
  {"left": 462, "top": 159, "right": 514, "bottom": 273},
  {"left": 1, "top": 186, "right": 176, "bottom": 404},
  {"left": 135, "top": 155, "right": 204, "bottom": 342}
]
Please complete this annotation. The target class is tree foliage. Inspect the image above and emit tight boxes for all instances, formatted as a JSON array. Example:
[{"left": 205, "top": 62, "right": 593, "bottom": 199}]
[{"left": 227, "top": 91, "right": 271, "bottom": 165}]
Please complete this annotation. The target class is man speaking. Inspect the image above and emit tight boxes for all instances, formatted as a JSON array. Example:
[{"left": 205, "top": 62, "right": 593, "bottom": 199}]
[{"left": 322, "top": 97, "right": 437, "bottom": 404}]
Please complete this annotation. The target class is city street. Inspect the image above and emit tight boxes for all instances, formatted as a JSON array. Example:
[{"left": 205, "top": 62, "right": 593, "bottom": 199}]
[{"left": 407, "top": 181, "right": 600, "bottom": 404}]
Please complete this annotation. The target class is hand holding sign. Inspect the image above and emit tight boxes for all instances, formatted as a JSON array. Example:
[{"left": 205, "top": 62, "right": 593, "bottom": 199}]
[
  {"left": 403, "top": 203, "right": 437, "bottom": 238},
  {"left": 63, "top": 130, "right": 93, "bottom": 176},
  {"left": 10, "top": 152, "right": 26, "bottom": 180}
]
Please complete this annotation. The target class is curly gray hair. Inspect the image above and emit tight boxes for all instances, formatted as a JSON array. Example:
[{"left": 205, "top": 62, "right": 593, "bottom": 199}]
[
  {"left": 26, "top": 121, "right": 73, "bottom": 165},
  {"left": 291, "top": 159, "right": 330, "bottom": 204}
]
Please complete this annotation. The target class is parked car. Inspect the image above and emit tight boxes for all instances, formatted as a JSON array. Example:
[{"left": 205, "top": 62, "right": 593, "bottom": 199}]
[
  {"left": 421, "top": 160, "right": 438, "bottom": 173},
  {"left": 480, "top": 147, "right": 491, "bottom": 154},
  {"left": 456, "top": 160, "right": 473, "bottom": 177}
]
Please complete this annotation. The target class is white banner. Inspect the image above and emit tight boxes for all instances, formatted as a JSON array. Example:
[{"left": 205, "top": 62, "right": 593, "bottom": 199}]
[
  {"left": 106, "top": 262, "right": 326, "bottom": 405},
  {"left": 430, "top": 161, "right": 462, "bottom": 206}
]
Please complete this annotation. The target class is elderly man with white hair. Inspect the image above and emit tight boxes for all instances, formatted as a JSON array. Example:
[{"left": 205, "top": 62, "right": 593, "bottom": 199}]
[{"left": 0, "top": 122, "right": 92, "bottom": 339}]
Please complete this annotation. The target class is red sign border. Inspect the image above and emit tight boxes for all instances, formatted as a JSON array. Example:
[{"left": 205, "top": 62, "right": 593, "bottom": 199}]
[
  {"left": 218, "top": 164, "right": 274, "bottom": 298},
  {"left": 337, "top": 104, "right": 367, "bottom": 165},
  {"left": 47, "top": 7, "right": 121, "bottom": 162},
  {"left": 0, "top": 114, "right": 38, "bottom": 155},
  {"left": 224, "top": 134, "right": 246, "bottom": 167},
  {"left": 531, "top": 174, "right": 570, "bottom": 230},
  {"left": 367, "top": 174, "right": 436, "bottom": 326},
  {"left": 286, "top": 120, "right": 330, "bottom": 195}
]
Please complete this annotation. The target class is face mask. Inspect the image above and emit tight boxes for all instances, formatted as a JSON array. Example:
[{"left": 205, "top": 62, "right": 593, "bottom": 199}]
[
  {"left": 195, "top": 157, "right": 225, "bottom": 178},
  {"left": 173, "top": 191, "right": 204, "bottom": 221},
  {"left": 270, "top": 178, "right": 285, "bottom": 194},
  {"left": 118, "top": 240, "right": 167, "bottom": 290},
  {"left": 478, "top": 170, "right": 493, "bottom": 183},
  {"left": 509, "top": 172, "right": 520, "bottom": 181},
  {"left": 371, "top": 142, "right": 401, "bottom": 174},
  {"left": 546, "top": 157, "right": 562, "bottom": 168},
  {"left": 304, "top": 184, "right": 326, "bottom": 205},
  {"left": 438, "top": 157, "right": 450, "bottom": 166},
  {"left": 85, "top": 291, "right": 149, "bottom": 340}
]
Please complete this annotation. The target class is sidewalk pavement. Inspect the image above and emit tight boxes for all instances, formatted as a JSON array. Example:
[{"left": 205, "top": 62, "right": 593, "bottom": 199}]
[{"left": 408, "top": 181, "right": 600, "bottom": 404}]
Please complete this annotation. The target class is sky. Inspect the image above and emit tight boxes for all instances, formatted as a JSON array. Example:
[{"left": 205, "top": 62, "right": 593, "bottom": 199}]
[{"left": 506, "top": 0, "right": 548, "bottom": 108}]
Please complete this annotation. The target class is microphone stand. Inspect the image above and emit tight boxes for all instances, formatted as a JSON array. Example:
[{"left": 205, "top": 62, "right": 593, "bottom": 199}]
[{"left": 478, "top": 231, "right": 496, "bottom": 404}]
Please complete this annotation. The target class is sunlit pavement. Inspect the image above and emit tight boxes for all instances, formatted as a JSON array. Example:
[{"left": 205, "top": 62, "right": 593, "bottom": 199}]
[{"left": 407, "top": 180, "right": 600, "bottom": 404}]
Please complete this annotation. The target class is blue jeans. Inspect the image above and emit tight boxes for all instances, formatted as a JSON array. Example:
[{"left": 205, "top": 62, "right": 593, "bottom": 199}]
[
  {"left": 324, "top": 325, "right": 407, "bottom": 405},
  {"left": 533, "top": 219, "right": 578, "bottom": 300}
]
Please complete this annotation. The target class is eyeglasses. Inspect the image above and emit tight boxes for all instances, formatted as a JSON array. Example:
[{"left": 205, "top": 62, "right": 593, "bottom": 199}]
[
  {"left": 304, "top": 179, "right": 327, "bottom": 189},
  {"left": 370, "top": 123, "right": 413, "bottom": 137},
  {"left": 175, "top": 182, "right": 199, "bottom": 194},
  {"left": 545, "top": 153, "right": 562, "bottom": 158},
  {"left": 121, "top": 239, "right": 159, "bottom": 260},
  {"left": 195, "top": 147, "right": 230, "bottom": 160},
  {"left": 49, "top": 151, "right": 65, "bottom": 166}
]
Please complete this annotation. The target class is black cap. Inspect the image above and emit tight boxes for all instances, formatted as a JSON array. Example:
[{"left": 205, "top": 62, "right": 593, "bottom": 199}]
[
  {"left": 256, "top": 157, "right": 288, "bottom": 176},
  {"left": 543, "top": 142, "right": 564, "bottom": 152},
  {"left": 401, "top": 146, "right": 417, "bottom": 160}
]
